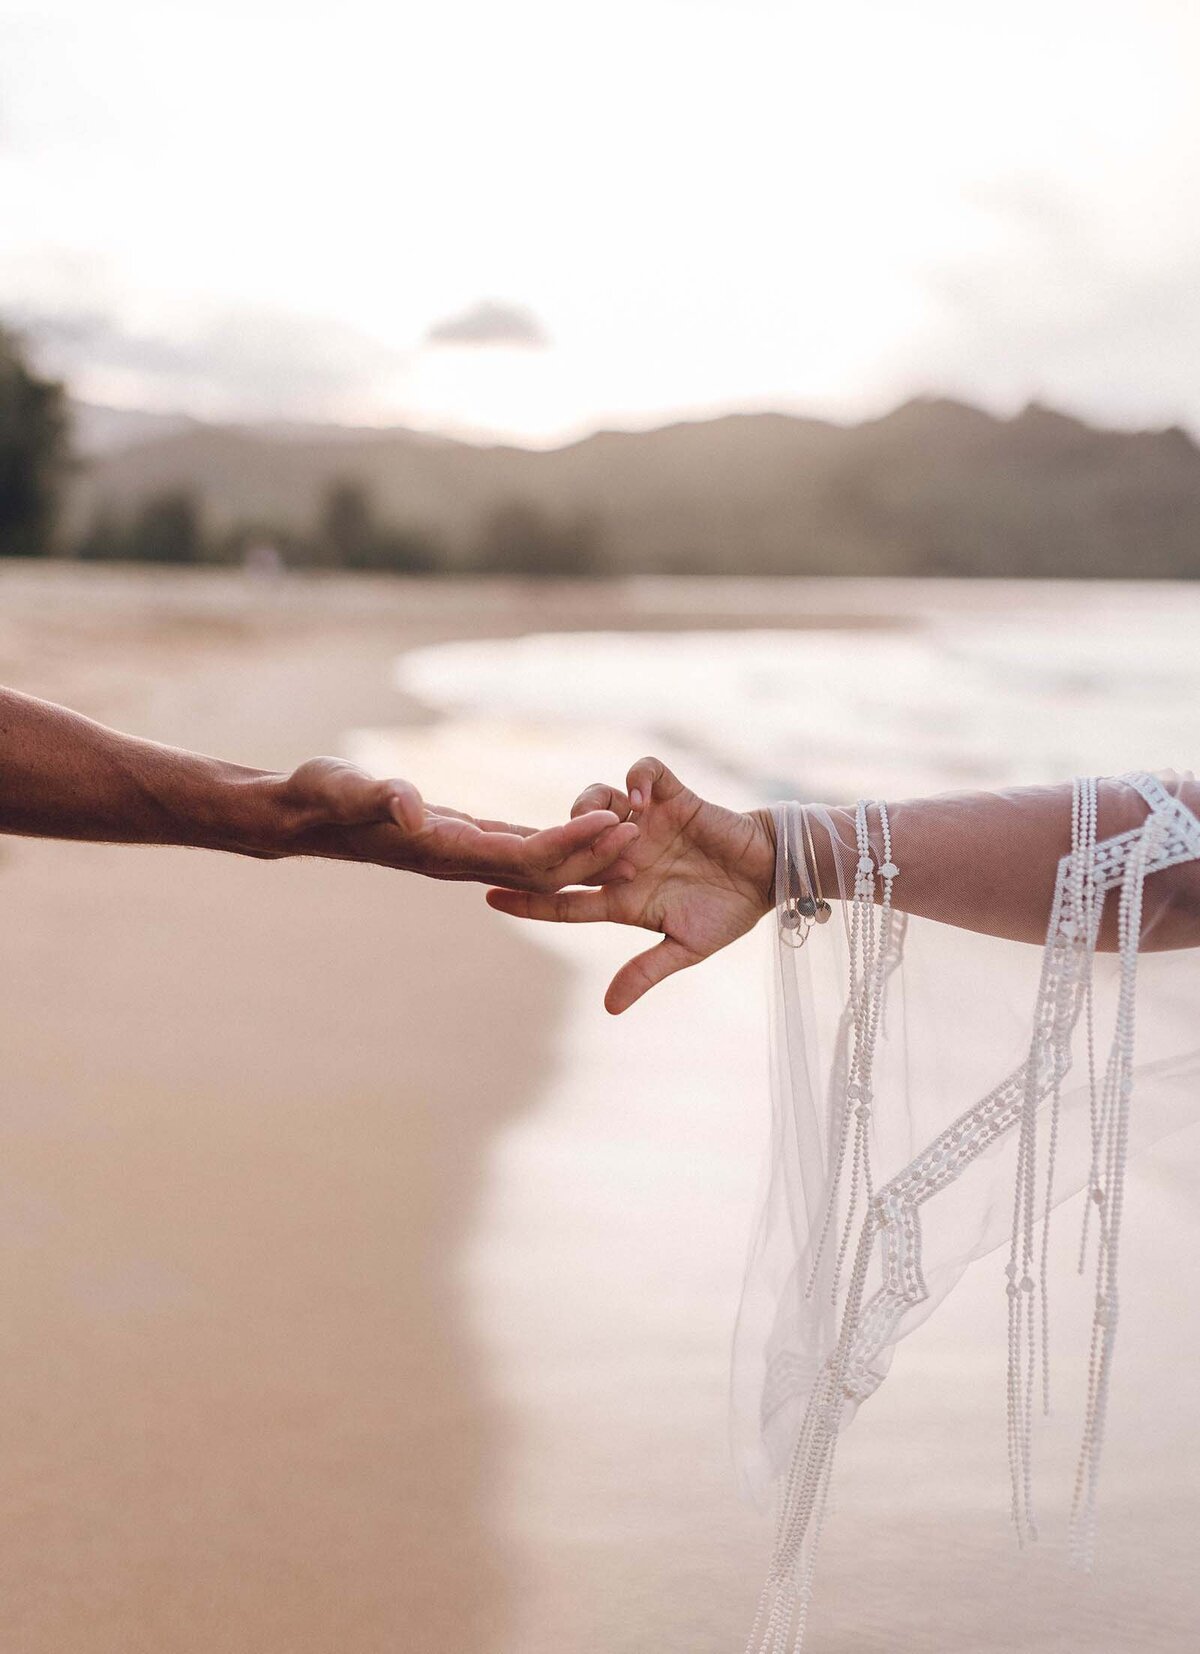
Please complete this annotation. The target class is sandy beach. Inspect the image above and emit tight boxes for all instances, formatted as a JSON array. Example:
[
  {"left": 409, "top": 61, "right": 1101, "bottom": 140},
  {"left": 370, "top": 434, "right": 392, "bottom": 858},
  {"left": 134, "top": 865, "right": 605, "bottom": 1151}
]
[
  {"left": 0, "top": 565, "right": 1197, "bottom": 1654},
  {"left": 0, "top": 569, "right": 558, "bottom": 1651}
]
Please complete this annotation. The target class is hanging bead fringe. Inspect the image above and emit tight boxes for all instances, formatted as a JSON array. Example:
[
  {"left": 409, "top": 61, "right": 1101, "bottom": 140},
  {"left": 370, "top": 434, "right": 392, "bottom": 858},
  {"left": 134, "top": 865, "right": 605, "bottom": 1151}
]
[
  {"left": 755, "top": 804, "right": 899, "bottom": 1651},
  {"left": 747, "top": 776, "right": 1197, "bottom": 1650}
]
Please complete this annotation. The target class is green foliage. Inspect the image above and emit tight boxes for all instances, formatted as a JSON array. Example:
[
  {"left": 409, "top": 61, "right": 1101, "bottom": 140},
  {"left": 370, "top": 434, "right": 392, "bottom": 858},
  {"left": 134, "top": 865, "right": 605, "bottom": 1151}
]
[
  {"left": 475, "top": 500, "right": 602, "bottom": 575},
  {"left": 126, "top": 490, "right": 206, "bottom": 563},
  {"left": 75, "top": 507, "right": 127, "bottom": 562},
  {"left": 72, "top": 479, "right": 443, "bottom": 573},
  {"left": 0, "top": 325, "right": 70, "bottom": 556},
  {"left": 78, "top": 493, "right": 209, "bottom": 563},
  {"left": 318, "top": 478, "right": 374, "bottom": 565},
  {"left": 315, "top": 477, "right": 439, "bottom": 572}
]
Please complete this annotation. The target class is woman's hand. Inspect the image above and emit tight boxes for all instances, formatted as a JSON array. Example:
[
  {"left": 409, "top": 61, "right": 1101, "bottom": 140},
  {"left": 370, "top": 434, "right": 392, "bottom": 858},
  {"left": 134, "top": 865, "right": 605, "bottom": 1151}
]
[
  {"left": 486, "top": 756, "right": 777, "bottom": 1012},
  {"left": 264, "top": 757, "right": 639, "bottom": 892}
]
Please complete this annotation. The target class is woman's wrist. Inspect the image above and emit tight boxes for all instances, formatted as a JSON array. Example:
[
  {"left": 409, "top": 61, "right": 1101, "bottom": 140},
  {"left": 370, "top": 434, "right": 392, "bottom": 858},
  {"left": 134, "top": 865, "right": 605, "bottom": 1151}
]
[
  {"left": 747, "top": 802, "right": 860, "bottom": 917},
  {"left": 748, "top": 806, "right": 779, "bottom": 914}
]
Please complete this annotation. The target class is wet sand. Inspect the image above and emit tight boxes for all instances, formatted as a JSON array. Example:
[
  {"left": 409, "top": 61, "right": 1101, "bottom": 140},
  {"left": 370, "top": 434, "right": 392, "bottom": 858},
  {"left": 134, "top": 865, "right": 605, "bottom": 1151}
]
[{"left": 0, "top": 565, "right": 1197, "bottom": 1654}]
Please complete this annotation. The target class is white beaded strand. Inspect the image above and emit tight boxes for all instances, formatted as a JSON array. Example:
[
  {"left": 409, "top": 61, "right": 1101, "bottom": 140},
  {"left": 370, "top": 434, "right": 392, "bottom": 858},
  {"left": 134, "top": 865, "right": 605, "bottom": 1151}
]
[
  {"left": 806, "top": 802, "right": 899, "bottom": 1303},
  {"left": 1039, "top": 778, "right": 1097, "bottom": 1414},
  {"left": 756, "top": 804, "right": 901, "bottom": 1651},
  {"left": 1005, "top": 780, "right": 1096, "bottom": 1541},
  {"left": 1069, "top": 803, "right": 1154, "bottom": 1567},
  {"left": 1005, "top": 778, "right": 1162, "bottom": 1556}
]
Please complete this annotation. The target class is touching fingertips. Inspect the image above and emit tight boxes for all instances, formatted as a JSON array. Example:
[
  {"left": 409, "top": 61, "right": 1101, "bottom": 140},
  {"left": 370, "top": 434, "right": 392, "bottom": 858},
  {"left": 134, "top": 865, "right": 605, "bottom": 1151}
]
[{"left": 605, "top": 823, "right": 639, "bottom": 853}]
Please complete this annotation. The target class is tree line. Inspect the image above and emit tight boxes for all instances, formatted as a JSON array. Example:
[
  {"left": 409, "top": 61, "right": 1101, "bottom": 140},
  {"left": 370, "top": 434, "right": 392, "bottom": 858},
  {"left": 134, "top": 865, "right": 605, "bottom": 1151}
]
[
  {"left": 0, "top": 323, "right": 70, "bottom": 558},
  {"left": 0, "top": 324, "right": 602, "bottom": 575},
  {"left": 74, "top": 484, "right": 602, "bottom": 575}
]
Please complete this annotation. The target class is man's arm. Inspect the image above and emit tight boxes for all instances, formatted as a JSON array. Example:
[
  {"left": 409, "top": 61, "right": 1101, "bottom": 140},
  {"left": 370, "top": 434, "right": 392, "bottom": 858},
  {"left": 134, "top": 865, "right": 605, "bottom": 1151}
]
[{"left": 0, "top": 688, "right": 637, "bottom": 892}]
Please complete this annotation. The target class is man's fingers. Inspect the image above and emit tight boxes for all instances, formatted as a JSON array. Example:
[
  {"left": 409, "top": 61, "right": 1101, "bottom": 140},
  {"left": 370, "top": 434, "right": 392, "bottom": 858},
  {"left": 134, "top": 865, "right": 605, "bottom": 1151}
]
[
  {"left": 605, "top": 936, "right": 698, "bottom": 1014},
  {"left": 522, "top": 809, "right": 627, "bottom": 872},
  {"left": 580, "top": 858, "right": 638, "bottom": 886},
  {"left": 370, "top": 808, "right": 631, "bottom": 891},
  {"left": 425, "top": 805, "right": 537, "bottom": 837},
  {"left": 488, "top": 811, "right": 637, "bottom": 892},
  {"left": 571, "top": 783, "right": 632, "bottom": 820},
  {"left": 471, "top": 818, "right": 537, "bottom": 838},
  {"left": 426, "top": 807, "right": 602, "bottom": 843},
  {"left": 625, "top": 756, "right": 682, "bottom": 814},
  {"left": 486, "top": 888, "right": 612, "bottom": 924},
  {"left": 543, "top": 820, "right": 638, "bottom": 888}
]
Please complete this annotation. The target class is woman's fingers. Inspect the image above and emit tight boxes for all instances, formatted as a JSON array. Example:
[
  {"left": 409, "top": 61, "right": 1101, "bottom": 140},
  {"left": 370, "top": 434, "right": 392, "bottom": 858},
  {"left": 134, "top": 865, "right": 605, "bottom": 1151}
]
[
  {"left": 571, "top": 782, "right": 632, "bottom": 820},
  {"left": 625, "top": 755, "right": 682, "bottom": 813},
  {"left": 486, "top": 887, "right": 612, "bottom": 923},
  {"left": 605, "top": 936, "right": 699, "bottom": 1014},
  {"left": 573, "top": 756, "right": 687, "bottom": 817}
]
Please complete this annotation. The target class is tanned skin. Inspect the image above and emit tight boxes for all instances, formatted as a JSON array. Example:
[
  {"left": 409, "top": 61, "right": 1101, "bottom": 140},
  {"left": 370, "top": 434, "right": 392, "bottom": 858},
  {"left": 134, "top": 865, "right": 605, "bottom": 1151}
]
[
  {"left": 488, "top": 758, "right": 1200, "bottom": 1010},
  {"left": 0, "top": 687, "right": 638, "bottom": 891}
]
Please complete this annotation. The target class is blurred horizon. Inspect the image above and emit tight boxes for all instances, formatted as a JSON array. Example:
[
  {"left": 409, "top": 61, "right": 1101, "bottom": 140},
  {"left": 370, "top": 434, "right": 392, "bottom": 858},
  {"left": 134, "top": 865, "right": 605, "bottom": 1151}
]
[{"left": 4, "top": 1, "right": 1200, "bottom": 446}]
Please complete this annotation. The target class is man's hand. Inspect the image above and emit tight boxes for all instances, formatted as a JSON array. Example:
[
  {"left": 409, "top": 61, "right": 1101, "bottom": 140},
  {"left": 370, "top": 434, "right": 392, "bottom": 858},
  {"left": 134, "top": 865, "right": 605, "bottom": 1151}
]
[
  {"left": 266, "top": 757, "right": 639, "bottom": 893},
  {"left": 0, "top": 689, "right": 637, "bottom": 893},
  {"left": 486, "top": 757, "right": 776, "bottom": 1011}
]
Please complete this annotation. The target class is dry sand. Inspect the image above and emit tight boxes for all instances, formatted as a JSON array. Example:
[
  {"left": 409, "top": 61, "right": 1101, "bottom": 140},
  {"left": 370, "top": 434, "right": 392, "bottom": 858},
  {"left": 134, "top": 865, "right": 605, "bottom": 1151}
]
[{"left": 0, "top": 565, "right": 1196, "bottom": 1654}]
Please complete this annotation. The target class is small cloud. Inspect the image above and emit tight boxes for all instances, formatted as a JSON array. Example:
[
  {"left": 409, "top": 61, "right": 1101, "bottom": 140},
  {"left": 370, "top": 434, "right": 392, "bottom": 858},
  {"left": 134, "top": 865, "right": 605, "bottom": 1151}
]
[{"left": 424, "top": 298, "right": 548, "bottom": 349}]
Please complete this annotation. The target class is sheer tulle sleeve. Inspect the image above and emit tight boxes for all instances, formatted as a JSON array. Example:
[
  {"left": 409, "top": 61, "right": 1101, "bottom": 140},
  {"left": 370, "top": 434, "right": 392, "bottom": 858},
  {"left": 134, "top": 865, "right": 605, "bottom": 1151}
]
[{"left": 733, "top": 772, "right": 1200, "bottom": 1654}]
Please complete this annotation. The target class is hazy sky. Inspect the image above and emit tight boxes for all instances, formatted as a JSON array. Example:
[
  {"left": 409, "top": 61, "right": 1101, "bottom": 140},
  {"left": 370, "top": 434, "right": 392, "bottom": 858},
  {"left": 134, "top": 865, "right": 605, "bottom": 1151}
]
[{"left": 2, "top": 0, "right": 1198, "bottom": 443}]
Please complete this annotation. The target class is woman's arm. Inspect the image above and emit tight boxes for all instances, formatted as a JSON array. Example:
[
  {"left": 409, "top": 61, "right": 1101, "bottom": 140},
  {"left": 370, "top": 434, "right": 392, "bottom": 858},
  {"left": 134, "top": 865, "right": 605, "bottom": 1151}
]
[
  {"left": 487, "top": 758, "right": 1200, "bottom": 1010},
  {"left": 813, "top": 778, "right": 1200, "bottom": 950},
  {"left": 0, "top": 686, "right": 637, "bottom": 891}
]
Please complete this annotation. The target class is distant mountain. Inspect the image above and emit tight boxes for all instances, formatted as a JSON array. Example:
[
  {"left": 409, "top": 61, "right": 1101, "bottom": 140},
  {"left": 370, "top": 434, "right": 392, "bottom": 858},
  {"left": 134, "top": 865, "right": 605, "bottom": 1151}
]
[
  {"left": 64, "top": 397, "right": 1200, "bottom": 577},
  {"left": 69, "top": 401, "right": 204, "bottom": 457},
  {"left": 67, "top": 400, "right": 458, "bottom": 458}
]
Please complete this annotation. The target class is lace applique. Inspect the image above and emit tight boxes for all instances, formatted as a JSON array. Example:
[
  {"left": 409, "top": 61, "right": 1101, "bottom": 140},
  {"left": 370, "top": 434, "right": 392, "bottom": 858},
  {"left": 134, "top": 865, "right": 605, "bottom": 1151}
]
[{"left": 747, "top": 774, "right": 1200, "bottom": 1654}]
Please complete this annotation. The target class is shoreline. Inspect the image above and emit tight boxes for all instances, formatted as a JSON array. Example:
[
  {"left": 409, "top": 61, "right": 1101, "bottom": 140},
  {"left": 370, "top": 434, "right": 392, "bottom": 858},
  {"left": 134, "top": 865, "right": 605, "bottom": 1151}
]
[{"left": 0, "top": 566, "right": 1197, "bottom": 1653}]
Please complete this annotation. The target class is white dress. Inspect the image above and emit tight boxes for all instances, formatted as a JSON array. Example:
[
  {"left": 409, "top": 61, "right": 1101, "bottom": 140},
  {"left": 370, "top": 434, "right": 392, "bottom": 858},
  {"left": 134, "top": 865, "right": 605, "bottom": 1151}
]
[{"left": 735, "top": 773, "right": 1200, "bottom": 1653}]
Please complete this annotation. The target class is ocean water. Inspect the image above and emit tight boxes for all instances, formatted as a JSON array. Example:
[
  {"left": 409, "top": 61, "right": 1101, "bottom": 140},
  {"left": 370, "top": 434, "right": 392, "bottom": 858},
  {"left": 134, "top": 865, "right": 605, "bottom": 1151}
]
[
  {"left": 391, "top": 581, "right": 1200, "bottom": 807},
  {"left": 347, "top": 580, "right": 1200, "bottom": 1654}
]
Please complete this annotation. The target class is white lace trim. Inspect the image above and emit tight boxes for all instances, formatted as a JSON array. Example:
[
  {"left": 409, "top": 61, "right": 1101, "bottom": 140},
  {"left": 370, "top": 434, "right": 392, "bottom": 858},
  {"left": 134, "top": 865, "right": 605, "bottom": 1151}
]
[{"left": 746, "top": 773, "right": 1200, "bottom": 1654}]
